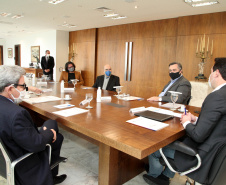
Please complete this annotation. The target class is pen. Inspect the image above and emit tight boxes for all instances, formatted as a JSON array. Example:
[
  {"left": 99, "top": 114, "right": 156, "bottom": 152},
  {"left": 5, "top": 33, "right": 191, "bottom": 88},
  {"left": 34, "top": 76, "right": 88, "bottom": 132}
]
[{"left": 184, "top": 107, "right": 186, "bottom": 115}]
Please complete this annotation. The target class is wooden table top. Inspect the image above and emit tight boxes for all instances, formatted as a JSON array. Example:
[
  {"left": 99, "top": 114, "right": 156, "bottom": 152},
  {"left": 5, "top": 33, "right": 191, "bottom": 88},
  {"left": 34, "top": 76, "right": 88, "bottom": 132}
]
[{"left": 20, "top": 83, "right": 201, "bottom": 159}]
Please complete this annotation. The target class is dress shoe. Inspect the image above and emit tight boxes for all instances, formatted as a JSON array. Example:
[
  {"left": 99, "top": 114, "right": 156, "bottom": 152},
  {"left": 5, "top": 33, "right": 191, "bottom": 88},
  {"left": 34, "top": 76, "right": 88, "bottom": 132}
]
[
  {"left": 143, "top": 174, "right": 170, "bottom": 185},
  {"left": 53, "top": 174, "right": 67, "bottom": 184}
]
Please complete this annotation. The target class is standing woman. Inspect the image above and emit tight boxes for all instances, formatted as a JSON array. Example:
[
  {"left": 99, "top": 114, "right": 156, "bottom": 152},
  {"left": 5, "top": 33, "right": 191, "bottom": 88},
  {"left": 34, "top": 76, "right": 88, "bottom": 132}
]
[{"left": 59, "top": 61, "right": 84, "bottom": 85}]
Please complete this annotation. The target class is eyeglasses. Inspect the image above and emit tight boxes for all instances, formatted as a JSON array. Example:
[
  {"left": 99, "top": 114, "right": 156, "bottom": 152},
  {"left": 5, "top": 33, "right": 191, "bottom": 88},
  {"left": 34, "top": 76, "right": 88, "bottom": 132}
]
[{"left": 12, "top": 83, "right": 27, "bottom": 90}]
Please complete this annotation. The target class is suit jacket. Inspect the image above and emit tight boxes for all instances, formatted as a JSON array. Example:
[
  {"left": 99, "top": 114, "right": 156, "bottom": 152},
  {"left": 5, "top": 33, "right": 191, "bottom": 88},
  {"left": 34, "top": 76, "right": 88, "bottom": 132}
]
[
  {"left": 175, "top": 85, "right": 226, "bottom": 184},
  {"left": 92, "top": 75, "right": 120, "bottom": 91},
  {"left": 59, "top": 71, "right": 84, "bottom": 85},
  {"left": 0, "top": 95, "right": 54, "bottom": 185},
  {"left": 161, "top": 76, "right": 191, "bottom": 104},
  {"left": 41, "top": 56, "right": 55, "bottom": 75}
]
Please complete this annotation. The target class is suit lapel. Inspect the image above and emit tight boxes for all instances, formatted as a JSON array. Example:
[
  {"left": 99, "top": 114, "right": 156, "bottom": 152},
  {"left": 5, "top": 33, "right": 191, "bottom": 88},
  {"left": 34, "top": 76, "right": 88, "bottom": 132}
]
[
  {"left": 168, "top": 76, "right": 184, "bottom": 91},
  {"left": 106, "top": 75, "right": 113, "bottom": 90}
]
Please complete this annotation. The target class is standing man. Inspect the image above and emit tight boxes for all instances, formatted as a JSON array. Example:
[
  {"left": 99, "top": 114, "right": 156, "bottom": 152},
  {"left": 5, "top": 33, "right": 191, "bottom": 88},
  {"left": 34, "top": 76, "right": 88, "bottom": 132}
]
[
  {"left": 93, "top": 64, "right": 120, "bottom": 91},
  {"left": 143, "top": 58, "right": 226, "bottom": 185},
  {"left": 0, "top": 65, "right": 66, "bottom": 185},
  {"left": 41, "top": 50, "right": 55, "bottom": 80},
  {"left": 147, "top": 62, "right": 191, "bottom": 104}
]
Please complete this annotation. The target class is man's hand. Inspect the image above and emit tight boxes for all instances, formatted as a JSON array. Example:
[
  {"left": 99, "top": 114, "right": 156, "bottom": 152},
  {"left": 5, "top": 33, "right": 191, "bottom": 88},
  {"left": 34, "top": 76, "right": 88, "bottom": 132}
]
[
  {"left": 28, "top": 86, "right": 43, "bottom": 94},
  {"left": 147, "top": 96, "right": 160, "bottom": 102},
  {"left": 45, "top": 69, "right": 50, "bottom": 73},
  {"left": 50, "top": 129, "right": 57, "bottom": 143},
  {"left": 180, "top": 112, "right": 193, "bottom": 124}
]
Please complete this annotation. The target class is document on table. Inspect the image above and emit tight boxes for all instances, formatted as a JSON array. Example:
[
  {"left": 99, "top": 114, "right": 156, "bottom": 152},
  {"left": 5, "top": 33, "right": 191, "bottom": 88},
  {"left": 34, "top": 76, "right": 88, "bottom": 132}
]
[
  {"left": 53, "top": 107, "right": 89, "bottom": 117},
  {"left": 54, "top": 104, "right": 75, "bottom": 109},
  {"left": 146, "top": 107, "right": 182, "bottom": 118},
  {"left": 120, "top": 96, "right": 143, "bottom": 101},
  {"left": 23, "top": 96, "right": 62, "bottom": 104},
  {"left": 126, "top": 117, "right": 168, "bottom": 131}
]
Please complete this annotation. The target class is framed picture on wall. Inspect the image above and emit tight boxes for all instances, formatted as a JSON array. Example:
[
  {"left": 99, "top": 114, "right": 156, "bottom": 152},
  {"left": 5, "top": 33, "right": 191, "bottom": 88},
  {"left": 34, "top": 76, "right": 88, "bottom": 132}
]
[
  {"left": 31, "top": 46, "right": 40, "bottom": 63},
  {"left": 8, "top": 48, "right": 13, "bottom": 58}
]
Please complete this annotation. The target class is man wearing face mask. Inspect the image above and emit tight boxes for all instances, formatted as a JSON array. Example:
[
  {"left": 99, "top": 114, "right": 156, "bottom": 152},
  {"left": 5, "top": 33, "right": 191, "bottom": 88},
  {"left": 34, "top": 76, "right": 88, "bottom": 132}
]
[
  {"left": 41, "top": 50, "right": 55, "bottom": 80},
  {"left": 0, "top": 65, "right": 67, "bottom": 185},
  {"left": 92, "top": 64, "right": 120, "bottom": 91},
  {"left": 147, "top": 62, "right": 191, "bottom": 105},
  {"left": 143, "top": 58, "right": 226, "bottom": 185},
  {"left": 59, "top": 61, "right": 84, "bottom": 85}
]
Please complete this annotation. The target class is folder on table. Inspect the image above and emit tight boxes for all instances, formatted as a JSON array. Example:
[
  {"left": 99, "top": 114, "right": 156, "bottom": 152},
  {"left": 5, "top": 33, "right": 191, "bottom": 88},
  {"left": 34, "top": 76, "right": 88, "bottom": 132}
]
[{"left": 134, "top": 110, "right": 173, "bottom": 122}]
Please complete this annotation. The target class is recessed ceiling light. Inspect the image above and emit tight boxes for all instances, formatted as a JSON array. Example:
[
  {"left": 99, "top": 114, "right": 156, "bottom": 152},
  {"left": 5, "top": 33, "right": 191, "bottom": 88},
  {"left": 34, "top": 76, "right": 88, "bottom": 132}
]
[
  {"left": 134, "top": 5, "right": 138, "bottom": 9},
  {"left": 48, "top": 0, "right": 65, "bottom": 5},
  {"left": 11, "top": 15, "right": 24, "bottom": 19},
  {"left": 104, "top": 13, "right": 119, "bottom": 18},
  {"left": 184, "top": 0, "right": 219, "bottom": 7},
  {"left": 0, "top": 12, "right": 11, "bottom": 17},
  {"left": 95, "top": 7, "right": 112, "bottom": 13},
  {"left": 112, "top": 16, "right": 127, "bottom": 20}
]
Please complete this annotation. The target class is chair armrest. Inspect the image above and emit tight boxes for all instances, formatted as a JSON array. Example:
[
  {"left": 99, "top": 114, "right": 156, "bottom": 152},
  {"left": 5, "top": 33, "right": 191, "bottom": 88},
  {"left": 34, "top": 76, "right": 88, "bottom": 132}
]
[
  {"left": 167, "top": 141, "right": 198, "bottom": 156},
  {"left": 11, "top": 153, "right": 33, "bottom": 168}
]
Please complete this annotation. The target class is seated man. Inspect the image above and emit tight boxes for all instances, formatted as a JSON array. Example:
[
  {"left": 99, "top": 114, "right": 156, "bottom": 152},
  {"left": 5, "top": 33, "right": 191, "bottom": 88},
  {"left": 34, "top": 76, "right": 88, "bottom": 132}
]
[
  {"left": 92, "top": 64, "right": 120, "bottom": 91},
  {"left": 0, "top": 65, "right": 67, "bottom": 185},
  {"left": 143, "top": 58, "right": 226, "bottom": 185},
  {"left": 147, "top": 62, "right": 191, "bottom": 105},
  {"left": 59, "top": 61, "right": 84, "bottom": 85}
]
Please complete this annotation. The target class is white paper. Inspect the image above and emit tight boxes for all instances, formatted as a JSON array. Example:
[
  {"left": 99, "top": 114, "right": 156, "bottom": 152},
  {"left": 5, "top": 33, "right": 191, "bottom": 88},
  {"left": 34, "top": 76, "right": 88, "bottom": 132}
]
[
  {"left": 23, "top": 96, "right": 62, "bottom": 104},
  {"left": 129, "top": 106, "right": 147, "bottom": 113},
  {"left": 146, "top": 106, "right": 182, "bottom": 118},
  {"left": 126, "top": 117, "right": 168, "bottom": 131},
  {"left": 120, "top": 96, "right": 143, "bottom": 101},
  {"left": 54, "top": 104, "right": 75, "bottom": 109},
  {"left": 101, "top": 96, "right": 111, "bottom": 100},
  {"left": 64, "top": 88, "right": 74, "bottom": 91},
  {"left": 160, "top": 103, "right": 182, "bottom": 109},
  {"left": 53, "top": 107, "right": 88, "bottom": 117},
  {"left": 42, "top": 88, "right": 53, "bottom": 92}
]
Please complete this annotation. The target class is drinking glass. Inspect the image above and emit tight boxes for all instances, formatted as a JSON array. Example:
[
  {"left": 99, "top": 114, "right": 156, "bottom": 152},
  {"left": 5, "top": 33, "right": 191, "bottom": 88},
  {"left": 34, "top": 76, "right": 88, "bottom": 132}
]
[
  {"left": 116, "top": 87, "right": 122, "bottom": 98},
  {"left": 170, "top": 93, "right": 178, "bottom": 110},
  {"left": 86, "top": 93, "right": 93, "bottom": 109},
  {"left": 70, "top": 79, "right": 77, "bottom": 89}
]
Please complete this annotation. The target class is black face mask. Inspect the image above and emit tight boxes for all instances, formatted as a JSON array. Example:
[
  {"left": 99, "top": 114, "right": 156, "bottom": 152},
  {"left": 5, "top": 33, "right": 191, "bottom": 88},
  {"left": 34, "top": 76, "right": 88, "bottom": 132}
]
[{"left": 169, "top": 72, "right": 180, "bottom": 80}]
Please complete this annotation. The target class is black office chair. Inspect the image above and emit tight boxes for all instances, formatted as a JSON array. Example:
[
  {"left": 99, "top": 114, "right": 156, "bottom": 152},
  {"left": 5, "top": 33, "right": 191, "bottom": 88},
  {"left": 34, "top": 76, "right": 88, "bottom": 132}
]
[
  {"left": 187, "top": 96, "right": 192, "bottom": 105},
  {"left": 159, "top": 141, "right": 226, "bottom": 185},
  {"left": 0, "top": 138, "right": 67, "bottom": 185}
]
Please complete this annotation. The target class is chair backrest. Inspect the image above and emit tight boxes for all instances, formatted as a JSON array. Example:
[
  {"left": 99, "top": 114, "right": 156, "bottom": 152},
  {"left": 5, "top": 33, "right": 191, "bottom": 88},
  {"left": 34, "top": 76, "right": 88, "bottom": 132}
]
[
  {"left": 0, "top": 138, "right": 12, "bottom": 179},
  {"left": 208, "top": 143, "right": 226, "bottom": 185},
  {"left": 187, "top": 96, "right": 192, "bottom": 105}
]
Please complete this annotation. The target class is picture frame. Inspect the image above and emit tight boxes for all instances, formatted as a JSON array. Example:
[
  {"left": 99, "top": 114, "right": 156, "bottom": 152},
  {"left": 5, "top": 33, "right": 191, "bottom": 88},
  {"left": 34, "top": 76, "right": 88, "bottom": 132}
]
[
  {"left": 8, "top": 48, "right": 13, "bottom": 58},
  {"left": 31, "top": 46, "right": 40, "bottom": 63}
]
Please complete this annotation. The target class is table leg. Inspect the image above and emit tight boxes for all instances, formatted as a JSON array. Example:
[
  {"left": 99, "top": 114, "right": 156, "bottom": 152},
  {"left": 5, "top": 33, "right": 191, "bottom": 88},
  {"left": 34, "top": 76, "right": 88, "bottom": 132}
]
[{"left": 99, "top": 143, "right": 146, "bottom": 185}]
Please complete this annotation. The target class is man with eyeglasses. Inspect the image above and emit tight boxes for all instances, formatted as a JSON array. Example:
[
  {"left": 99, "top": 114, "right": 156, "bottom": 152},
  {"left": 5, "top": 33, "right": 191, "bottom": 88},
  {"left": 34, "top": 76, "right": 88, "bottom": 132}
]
[
  {"left": 0, "top": 65, "right": 67, "bottom": 185},
  {"left": 92, "top": 64, "right": 120, "bottom": 91}
]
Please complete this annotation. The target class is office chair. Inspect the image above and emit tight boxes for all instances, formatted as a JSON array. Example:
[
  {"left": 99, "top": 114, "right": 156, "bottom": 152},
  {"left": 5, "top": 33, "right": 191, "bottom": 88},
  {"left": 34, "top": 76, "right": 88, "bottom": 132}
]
[
  {"left": 187, "top": 96, "right": 192, "bottom": 105},
  {"left": 0, "top": 138, "right": 67, "bottom": 185},
  {"left": 159, "top": 141, "right": 226, "bottom": 185}
]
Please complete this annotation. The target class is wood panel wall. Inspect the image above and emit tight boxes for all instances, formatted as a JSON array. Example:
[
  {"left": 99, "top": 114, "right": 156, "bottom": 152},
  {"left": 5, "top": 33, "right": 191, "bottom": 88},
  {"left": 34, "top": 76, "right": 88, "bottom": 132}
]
[
  {"left": 69, "top": 11, "right": 226, "bottom": 98},
  {"left": 69, "top": 28, "right": 96, "bottom": 86}
]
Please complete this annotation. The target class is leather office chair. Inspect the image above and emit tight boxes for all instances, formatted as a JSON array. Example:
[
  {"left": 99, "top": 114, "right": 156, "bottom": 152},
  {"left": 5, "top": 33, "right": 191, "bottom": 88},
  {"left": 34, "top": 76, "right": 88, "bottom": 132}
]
[
  {"left": 0, "top": 138, "right": 67, "bottom": 185},
  {"left": 187, "top": 96, "right": 192, "bottom": 105},
  {"left": 159, "top": 141, "right": 226, "bottom": 185}
]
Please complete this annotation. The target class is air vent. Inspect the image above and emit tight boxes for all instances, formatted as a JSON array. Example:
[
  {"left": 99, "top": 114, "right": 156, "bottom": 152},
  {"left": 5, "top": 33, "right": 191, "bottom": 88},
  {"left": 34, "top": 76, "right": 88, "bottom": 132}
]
[{"left": 95, "top": 7, "right": 112, "bottom": 13}]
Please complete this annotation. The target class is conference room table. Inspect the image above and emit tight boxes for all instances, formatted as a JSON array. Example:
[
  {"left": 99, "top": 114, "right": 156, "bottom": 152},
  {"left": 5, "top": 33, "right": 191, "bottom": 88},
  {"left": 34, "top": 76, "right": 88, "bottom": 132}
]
[{"left": 20, "top": 83, "right": 200, "bottom": 185}]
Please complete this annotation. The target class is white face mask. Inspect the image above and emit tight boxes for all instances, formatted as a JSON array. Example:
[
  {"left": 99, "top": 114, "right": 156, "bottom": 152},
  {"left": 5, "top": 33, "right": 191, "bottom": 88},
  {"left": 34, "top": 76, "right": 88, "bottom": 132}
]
[{"left": 10, "top": 88, "right": 25, "bottom": 104}]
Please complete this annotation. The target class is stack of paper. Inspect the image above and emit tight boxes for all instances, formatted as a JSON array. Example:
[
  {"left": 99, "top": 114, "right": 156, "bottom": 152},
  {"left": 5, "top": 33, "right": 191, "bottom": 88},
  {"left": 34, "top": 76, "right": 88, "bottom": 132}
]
[
  {"left": 53, "top": 107, "right": 88, "bottom": 117},
  {"left": 126, "top": 117, "right": 168, "bottom": 131},
  {"left": 23, "top": 96, "right": 62, "bottom": 104},
  {"left": 146, "top": 107, "right": 182, "bottom": 118},
  {"left": 129, "top": 106, "right": 147, "bottom": 113}
]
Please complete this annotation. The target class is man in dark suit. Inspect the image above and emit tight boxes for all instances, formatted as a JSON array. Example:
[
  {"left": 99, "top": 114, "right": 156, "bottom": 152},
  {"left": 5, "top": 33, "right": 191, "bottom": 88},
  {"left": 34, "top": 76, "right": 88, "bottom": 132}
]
[
  {"left": 0, "top": 65, "right": 66, "bottom": 185},
  {"left": 147, "top": 62, "right": 191, "bottom": 105},
  {"left": 143, "top": 58, "right": 226, "bottom": 185},
  {"left": 41, "top": 50, "right": 55, "bottom": 80},
  {"left": 92, "top": 64, "right": 120, "bottom": 91}
]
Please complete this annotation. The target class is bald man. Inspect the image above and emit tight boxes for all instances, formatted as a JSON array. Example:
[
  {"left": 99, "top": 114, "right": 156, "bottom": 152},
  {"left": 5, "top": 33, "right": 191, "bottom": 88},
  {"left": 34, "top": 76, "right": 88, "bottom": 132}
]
[{"left": 92, "top": 64, "right": 120, "bottom": 91}]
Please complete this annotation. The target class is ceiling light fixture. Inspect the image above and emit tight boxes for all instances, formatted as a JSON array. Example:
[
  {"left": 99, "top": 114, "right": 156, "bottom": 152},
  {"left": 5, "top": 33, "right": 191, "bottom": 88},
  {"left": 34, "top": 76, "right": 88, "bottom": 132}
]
[
  {"left": 48, "top": 0, "right": 65, "bottom": 5},
  {"left": 61, "top": 22, "right": 76, "bottom": 28},
  {"left": 112, "top": 16, "right": 127, "bottom": 20},
  {"left": 184, "top": 0, "right": 219, "bottom": 7},
  {"left": 11, "top": 15, "right": 24, "bottom": 19},
  {"left": 0, "top": 12, "right": 11, "bottom": 17},
  {"left": 104, "top": 13, "right": 119, "bottom": 18}
]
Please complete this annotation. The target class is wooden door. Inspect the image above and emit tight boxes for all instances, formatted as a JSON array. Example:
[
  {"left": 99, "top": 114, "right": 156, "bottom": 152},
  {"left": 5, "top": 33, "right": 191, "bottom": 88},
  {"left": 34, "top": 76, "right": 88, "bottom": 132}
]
[
  {"left": 0, "top": 46, "right": 3, "bottom": 65},
  {"left": 15, "top": 44, "right": 21, "bottom": 66}
]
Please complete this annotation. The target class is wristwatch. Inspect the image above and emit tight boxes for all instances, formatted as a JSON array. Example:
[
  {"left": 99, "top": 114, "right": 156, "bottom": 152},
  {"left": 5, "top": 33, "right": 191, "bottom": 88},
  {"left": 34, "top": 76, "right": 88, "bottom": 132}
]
[{"left": 159, "top": 97, "right": 162, "bottom": 101}]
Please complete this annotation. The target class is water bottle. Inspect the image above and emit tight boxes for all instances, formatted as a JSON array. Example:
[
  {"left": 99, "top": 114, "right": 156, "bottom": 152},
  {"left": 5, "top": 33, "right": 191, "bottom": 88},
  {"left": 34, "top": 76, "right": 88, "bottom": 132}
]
[
  {"left": 61, "top": 80, "right": 64, "bottom": 93},
  {"left": 97, "top": 87, "right": 102, "bottom": 102}
]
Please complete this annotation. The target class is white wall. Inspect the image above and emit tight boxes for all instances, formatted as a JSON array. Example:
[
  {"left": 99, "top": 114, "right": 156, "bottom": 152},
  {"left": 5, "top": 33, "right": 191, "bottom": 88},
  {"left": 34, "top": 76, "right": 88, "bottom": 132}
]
[{"left": 0, "top": 30, "right": 69, "bottom": 81}]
